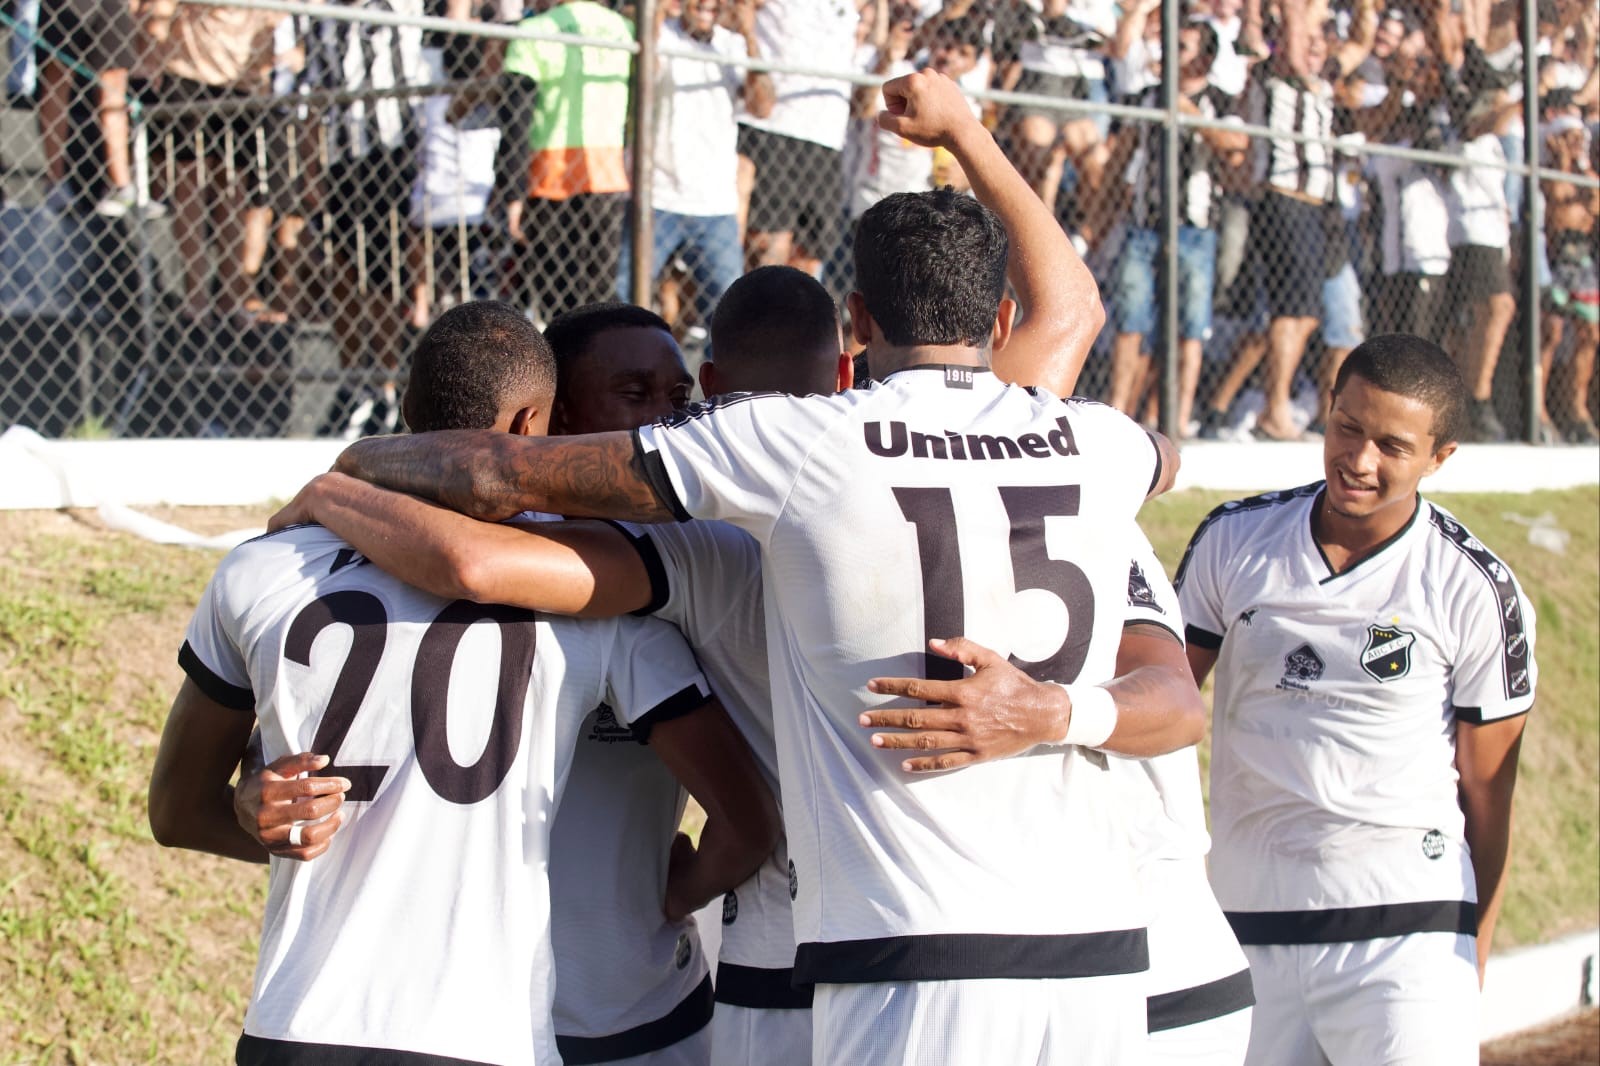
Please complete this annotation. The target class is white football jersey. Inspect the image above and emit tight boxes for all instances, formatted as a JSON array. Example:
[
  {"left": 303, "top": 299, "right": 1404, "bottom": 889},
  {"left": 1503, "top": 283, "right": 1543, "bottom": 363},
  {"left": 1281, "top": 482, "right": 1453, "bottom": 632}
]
[
  {"left": 1114, "top": 538, "right": 1252, "bottom": 1017},
  {"left": 547, "top": 705, "right": 711, "bottom": 1055},
  {"left": 1175, "top": 484, "right": 1537, "bottom": 942},
  {"left": 178, "top": 525, "right": 710, "bottom": 1066},
  {"left": 615, "top": 519, "right": 806, "bottom": 1007},
  {"left": 634, "top": 367, "right": 1164, "bottom": 984}
]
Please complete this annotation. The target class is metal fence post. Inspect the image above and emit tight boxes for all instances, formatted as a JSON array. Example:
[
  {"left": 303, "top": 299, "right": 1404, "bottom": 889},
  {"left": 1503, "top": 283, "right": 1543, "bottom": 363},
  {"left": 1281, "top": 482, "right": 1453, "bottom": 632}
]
[
  {"left": 125, "top": 97, "right": 158, "bottom": 438},
  {"left": 629, "top": 0, "right": 657, "bottom": 308},
  {"left": 1521, "top": 0, "right": 1542, "bottom": 444},
  {"left": 1158, "top": 0, "right": 1180, "bottom": 440}
]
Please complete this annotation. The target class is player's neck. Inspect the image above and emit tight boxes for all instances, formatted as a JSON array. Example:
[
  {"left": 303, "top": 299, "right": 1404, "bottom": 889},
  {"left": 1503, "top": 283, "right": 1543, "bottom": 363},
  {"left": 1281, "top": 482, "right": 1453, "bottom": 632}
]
[
  {"left": 868, "top": 344, "right": 989, "bottom": 380},
  {"left": 1311, "top": 492, "right": 1419, "bottom": 574}
]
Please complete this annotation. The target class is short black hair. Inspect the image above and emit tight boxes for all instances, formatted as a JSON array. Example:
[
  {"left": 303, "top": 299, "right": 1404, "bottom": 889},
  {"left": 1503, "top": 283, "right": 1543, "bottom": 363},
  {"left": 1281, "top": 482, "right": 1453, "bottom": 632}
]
[
  {"left": 543, "top": 301, "right": 673, "bottom": 389},
  {"left": 1333, "top": 333, "right": 1469, "bottom": 446},
  {"left": 853, "top": 188, "right": 1008, "bottom": 348},
  {"left": 709, "top": 267, "right": 841, "bottom": 393},
  {"left": 403, "top": 300, "right": 555, "bottom": 432}
]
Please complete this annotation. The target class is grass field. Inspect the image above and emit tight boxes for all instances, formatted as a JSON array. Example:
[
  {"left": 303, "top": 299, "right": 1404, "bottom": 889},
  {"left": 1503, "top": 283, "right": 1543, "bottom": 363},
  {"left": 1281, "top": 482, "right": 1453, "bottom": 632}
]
[{"left": 1, "top": 488, "right": 1595, "bottom": 1064}]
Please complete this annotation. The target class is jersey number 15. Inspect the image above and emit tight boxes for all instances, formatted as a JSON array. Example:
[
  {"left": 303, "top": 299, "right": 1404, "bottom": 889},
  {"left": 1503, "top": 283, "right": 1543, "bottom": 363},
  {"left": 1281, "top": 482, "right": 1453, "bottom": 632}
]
[{"left": 894, "top": 484, "right": 1095, "bottom": 684}]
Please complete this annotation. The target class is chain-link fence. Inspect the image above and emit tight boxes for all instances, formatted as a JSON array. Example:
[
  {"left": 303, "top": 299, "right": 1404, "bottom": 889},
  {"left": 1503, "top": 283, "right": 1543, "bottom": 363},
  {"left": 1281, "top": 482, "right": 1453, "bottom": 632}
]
[{"left": 0, "top": 0, "right": 1595, "bottom": 442}]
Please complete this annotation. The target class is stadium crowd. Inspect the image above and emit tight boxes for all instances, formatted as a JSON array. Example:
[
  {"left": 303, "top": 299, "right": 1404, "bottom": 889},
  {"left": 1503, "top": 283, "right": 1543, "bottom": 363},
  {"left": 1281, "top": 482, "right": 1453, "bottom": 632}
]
[{"left": 2, "top": 0, "right": 1597, "bottom": 443}]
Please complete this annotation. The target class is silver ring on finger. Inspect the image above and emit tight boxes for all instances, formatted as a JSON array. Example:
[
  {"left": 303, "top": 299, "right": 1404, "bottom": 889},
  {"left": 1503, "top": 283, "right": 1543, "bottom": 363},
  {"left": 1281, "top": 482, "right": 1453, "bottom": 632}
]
[{"left": 287, "top": 823, "right": 304, "bottom": 848}]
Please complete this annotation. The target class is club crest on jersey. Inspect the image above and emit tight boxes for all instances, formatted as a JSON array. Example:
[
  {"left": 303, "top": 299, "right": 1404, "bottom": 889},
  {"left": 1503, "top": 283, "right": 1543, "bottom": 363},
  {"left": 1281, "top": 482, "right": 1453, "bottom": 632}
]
[
  {"left": 1360, "top": 623, "right": 1416, "bottom": 682},
  {"left": 1277, "top": 643, "right": 1325, "bottom": 691},
  {"left": 1421, "top": 829, "right": 1446, "bottom": 859},
  {"left": 1127, "top": 561, "right": 1162, "bottom": 611},
  {"left": 722, "top": 891, "right": 738, "bottom": 926},
  {"left": 587, "top": 704, "right": 637, "bottom": 744}
]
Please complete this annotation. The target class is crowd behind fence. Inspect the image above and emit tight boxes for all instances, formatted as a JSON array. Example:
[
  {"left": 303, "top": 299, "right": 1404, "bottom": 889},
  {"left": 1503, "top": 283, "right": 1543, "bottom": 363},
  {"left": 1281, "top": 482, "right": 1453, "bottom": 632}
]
[{"left": 0, "top": 0, "right": 1594, "bottom": 444}]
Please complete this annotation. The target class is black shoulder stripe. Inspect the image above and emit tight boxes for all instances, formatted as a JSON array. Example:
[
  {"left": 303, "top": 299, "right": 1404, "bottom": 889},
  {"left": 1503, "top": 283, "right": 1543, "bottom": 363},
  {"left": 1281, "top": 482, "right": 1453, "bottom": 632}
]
[
  {"left": 631, "top": 430, "right": 693, "bottom": 523},
  {"left": 651, "top": 390, "right": 782, "bottom": 430},
  {"left": 178, "top": 641, "right": 255, "bottom": 712},
  {"left": 1185, "top": 624, "right": 1224, "bottom": 650},
  {"left": 601, "top": 521, "right": 672, "bottom": 617},
  {"left": 1173, "top": 482, "right": 1322, "bottom": 588},
  {"left": 1428, "top": 508, "right": 1532, "bottom": 702}
]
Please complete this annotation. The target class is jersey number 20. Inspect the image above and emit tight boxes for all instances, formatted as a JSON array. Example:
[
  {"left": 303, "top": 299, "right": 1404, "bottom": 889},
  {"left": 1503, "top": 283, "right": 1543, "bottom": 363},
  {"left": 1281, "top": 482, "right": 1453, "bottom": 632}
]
[
  {"left": 284, "top": 592, "right": 537, "bottom": 804},
  {"left": 894, "top": 484, "right": 1095, "bottom": 684}
]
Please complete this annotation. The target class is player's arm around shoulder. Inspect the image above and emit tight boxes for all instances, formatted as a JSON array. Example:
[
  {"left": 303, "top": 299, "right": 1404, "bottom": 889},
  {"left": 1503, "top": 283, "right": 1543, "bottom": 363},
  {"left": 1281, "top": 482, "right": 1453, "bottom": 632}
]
[
  {"left": 334, "top": 429, "right": 675, "bottom": 523},
  {"left": 272, "top": 472, "right": 656, "bottom": 617}
]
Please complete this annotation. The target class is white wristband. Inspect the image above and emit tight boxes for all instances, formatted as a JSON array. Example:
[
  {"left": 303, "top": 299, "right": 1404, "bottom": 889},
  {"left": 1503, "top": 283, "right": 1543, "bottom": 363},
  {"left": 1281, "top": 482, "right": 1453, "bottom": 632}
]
[{"left": 1059, "top": 684, "right": 1119, "bottom": 749}]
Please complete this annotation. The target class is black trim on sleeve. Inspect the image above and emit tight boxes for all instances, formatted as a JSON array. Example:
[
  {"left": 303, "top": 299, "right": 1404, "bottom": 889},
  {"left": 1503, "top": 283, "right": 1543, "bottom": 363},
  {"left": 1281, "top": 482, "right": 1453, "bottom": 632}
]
[
  {"left": 1124, "top": 619, "right": 1184, "bottom": 645},
  {"left": 601, "top": 521, "right": 672, "bottom": 617},
  {"left": 629, "top": 684, "right": 712, "bottom": 743},
  {"left": 1453, "top": 704, "right": 1532, "bottom": 725},
  {"left": 236, "top": 1033, "right": 497, "bottom": 1066},
  {"left": 1184, "top": 625, "right": 1224, "bottom": 651},
  {"left": 178, "top": 641, "right": 255, "bottom": 711},
  {"left": 793, "top": 929, "right": 1149, "bottom": 985},
  {"left": 1429, "top": 507, "right": 1534, "bottom": 703},
  {"left": 714, "top": 963, "right": 815, "bottom": 1009},
  {"left": 631, "top": 430, "right": 693, "bottom": 522},
  {"left": 1146, "top": 431, "right": 1164, "bottom": 495},
  {"left": 556, "top": 973, "right": 713, "bottom": 1064},
  {"left": 1225, "top": 900, "right": 1477, "bottom": 945},
  {"left": 1146, "top": 967, "right": 1256, "bottom": 1032}
]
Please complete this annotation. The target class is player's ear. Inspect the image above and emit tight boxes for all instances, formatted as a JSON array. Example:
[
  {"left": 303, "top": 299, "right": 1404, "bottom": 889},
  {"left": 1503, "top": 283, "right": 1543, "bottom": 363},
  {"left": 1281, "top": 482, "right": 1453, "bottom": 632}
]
[
  {"left": 835, "top": 351, "right": 855, "bottom": 392},
  {"left": 990, "top": 297, "right": 1017, "bottom": 353},
  {"left": 1424, "top": 439, "right": 1458, "bottom": 476},
  {"left": 845, "top": 292, "right": 875, "bottom": 348},
  {"left": 399, "top": 386, "right": 417, "bottom": 433},
  {"left": 699, "top": 360, "right": 719, "bottom": 399},
  {"left": 509, "top": 405, "right": 547, "bottom": 437}
]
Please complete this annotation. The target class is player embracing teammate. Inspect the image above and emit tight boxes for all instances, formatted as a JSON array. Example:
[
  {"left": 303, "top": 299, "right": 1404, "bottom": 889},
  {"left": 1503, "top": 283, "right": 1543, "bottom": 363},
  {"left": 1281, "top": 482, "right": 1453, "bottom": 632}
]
[{"left": 148, "top": 66, "right": 1533, "bottom": 1066}]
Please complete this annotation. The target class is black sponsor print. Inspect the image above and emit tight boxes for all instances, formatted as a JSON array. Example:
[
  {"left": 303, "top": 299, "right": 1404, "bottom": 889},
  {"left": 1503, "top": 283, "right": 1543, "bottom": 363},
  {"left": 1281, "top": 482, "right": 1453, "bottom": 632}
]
[
  {"left": 1430, "top": 509, "right": 1531, "bottom": 702},
  {"left": 1279, "top": 643, "right": 1325, "bottom": 689}
]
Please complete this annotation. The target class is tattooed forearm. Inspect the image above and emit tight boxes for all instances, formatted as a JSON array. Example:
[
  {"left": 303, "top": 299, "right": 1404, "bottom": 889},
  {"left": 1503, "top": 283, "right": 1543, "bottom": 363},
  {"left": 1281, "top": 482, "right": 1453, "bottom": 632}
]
[
  {"left": 335, "top": 431, "right": 673, "bottom": 522},
  {"left": 507, "top": 435, "right": 675, "bottom": 522}
]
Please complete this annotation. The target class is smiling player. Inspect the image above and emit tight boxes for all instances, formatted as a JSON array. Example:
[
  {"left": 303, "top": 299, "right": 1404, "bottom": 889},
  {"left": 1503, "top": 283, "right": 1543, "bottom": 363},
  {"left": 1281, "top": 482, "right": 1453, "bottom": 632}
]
[{"left": 1175, "top": 333, "right": 1536, "bottom": 1066}]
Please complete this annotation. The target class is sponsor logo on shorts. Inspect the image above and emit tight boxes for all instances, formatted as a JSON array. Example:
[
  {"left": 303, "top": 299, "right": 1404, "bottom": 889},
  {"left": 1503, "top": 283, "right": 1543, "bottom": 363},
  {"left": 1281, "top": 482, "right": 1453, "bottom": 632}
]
[
  {"left": 1277, "top": 643, "right": 1325, "bottom": 691},
  {"left": 1422, "top": 829, "right": 1446, "bottom": 859},
  {"left": 1360, "top": 623, "right": 1416, "bottom": 682},
  {"left": 722, "top": 891, "right": 738, "bottom": 926}
]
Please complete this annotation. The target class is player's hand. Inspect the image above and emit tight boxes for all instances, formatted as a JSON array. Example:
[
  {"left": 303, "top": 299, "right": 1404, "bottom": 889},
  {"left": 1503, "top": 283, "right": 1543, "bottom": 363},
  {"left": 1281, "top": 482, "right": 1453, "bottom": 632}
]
[
  {"left": 662, "top": 831, "right": 699, "bottom": 922},
  {"left": 862, "top": 637, "right": 1070, "bottom": 773},
  {"left": 267, "top": 475, "right": 327, "bottom": 533},
  {"left": 878, "top": 69, "right": 980, "bottom": 150},
  {"left": 234, "top": 751, "right": 349, "bottom": 861}
]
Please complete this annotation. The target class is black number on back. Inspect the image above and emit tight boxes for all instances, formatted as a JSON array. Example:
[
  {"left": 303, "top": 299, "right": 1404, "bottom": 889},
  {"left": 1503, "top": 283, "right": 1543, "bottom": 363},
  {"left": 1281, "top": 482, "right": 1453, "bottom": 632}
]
[
  {"left": 285, "top": 590, "right": 390, "bottom": 801},
  {"left": 412, "top": 601, "right": 538, "bottom": 805},
  {"left": 893, "top": 484, "right": 1097, "bottom": 684},
  {"left": 283, "top": 594, "right": 538, "bottom": 805}
]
